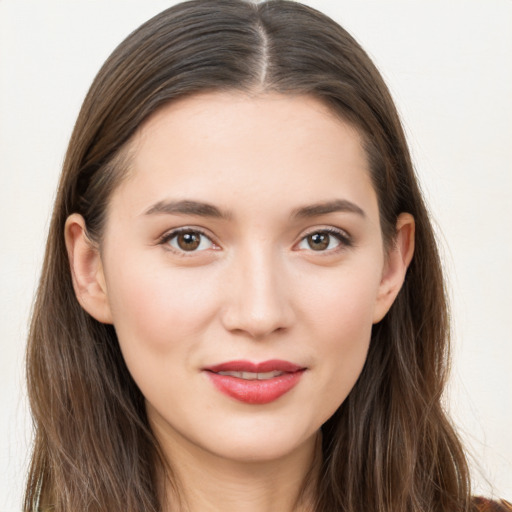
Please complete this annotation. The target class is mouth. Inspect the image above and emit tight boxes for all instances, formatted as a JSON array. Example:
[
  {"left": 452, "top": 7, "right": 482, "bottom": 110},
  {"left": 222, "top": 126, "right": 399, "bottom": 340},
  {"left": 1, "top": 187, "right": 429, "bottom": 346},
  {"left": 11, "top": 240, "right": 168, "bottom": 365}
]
[
  {"left": 215, "top": 370, "right": 287, "bottom": 380},
  {"left": 203, "top": 360, "right": 306, "bottom": 405}
]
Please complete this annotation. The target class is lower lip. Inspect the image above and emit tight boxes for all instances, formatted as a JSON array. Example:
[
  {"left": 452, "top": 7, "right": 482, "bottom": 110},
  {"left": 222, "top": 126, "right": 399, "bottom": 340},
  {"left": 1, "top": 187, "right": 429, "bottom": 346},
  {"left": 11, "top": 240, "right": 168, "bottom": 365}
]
[{"left": 206, "top": 371, "right": 305, "bottom": 405}]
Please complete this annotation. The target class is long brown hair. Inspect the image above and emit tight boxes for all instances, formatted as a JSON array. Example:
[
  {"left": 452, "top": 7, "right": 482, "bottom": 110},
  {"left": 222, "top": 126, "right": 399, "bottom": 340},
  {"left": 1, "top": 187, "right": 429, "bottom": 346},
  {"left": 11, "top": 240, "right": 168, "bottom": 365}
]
[{"left": 25, "top": 1, "right": 472, "bottom": 510}]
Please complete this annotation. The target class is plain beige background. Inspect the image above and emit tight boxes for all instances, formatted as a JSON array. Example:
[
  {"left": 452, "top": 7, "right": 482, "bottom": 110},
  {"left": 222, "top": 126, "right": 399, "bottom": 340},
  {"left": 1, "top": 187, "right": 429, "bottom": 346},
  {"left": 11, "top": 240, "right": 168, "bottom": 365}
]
[{"left": 1, "top": 1, "right": 511, "bottom": 509}]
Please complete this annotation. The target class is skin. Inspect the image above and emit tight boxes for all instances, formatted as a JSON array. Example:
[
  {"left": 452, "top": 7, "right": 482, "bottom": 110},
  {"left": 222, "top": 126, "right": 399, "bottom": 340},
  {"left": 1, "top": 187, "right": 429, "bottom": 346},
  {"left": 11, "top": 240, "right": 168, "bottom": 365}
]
[{"left": 66, "top": 92, "right": 414, "bottom": 512}]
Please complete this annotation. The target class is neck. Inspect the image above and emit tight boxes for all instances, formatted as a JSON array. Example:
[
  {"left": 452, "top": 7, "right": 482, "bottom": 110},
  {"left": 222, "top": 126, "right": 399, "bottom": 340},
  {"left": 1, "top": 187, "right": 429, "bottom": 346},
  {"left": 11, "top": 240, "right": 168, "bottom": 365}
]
[{"left": 154, "top": 426, "right": 321, "bottom": 512}]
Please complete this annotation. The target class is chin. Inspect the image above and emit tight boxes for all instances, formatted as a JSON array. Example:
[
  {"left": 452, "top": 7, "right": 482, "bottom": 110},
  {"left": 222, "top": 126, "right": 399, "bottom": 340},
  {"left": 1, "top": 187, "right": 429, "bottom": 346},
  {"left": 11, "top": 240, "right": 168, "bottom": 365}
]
[
  {"left": 209, "top": 432, "right": 318, "bottom": 464},
  {"left": 197, "top": 413, "right": 323, "bottom": 465}
]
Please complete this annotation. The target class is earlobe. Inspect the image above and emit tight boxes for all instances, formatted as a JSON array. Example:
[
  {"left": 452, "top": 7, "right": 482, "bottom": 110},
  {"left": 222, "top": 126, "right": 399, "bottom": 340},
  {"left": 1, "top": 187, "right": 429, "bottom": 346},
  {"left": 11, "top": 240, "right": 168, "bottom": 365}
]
[
  {"left": 373, "top": 213, "right": 415, "bottom": 323},
  {"left": 64, "top": 213, "right": 113, "bottom": 324}
]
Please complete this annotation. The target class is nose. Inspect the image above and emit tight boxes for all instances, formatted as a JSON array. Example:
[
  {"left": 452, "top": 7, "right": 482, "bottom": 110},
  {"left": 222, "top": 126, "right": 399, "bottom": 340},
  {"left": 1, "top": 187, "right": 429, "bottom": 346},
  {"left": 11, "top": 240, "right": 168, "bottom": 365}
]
[{"left": 220, "top": 246, "right": 295, "bottom": 339}]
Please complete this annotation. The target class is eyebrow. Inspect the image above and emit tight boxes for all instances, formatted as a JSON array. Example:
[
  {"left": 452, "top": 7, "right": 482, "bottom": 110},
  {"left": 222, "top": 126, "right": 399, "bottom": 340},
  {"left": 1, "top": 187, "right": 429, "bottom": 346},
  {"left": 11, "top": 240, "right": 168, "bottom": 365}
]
[
  {"left": 144, "top": 199, "right": 231, "bottom": 219},
  {"left": 144, "top": 198, "right": 365, "bottom": 220},
  {"left": 291, "top": 199, "right": 365, "bottom": 219}
]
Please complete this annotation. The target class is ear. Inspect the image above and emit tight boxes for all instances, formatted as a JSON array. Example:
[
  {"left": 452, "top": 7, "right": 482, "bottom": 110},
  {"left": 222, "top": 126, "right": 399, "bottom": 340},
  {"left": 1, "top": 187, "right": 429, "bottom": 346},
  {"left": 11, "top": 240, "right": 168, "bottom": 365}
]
[
  {"left": 373, "top": 213, "right": 415, "bottom": 323},
  {"left": 64, "top": 213, "right": 113, "bottom": 324}
]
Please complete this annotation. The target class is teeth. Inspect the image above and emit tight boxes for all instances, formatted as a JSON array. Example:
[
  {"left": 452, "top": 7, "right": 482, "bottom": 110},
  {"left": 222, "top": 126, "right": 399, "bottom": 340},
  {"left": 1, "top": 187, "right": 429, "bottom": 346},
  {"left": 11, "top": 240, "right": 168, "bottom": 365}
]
[{"left": 217, "top": 370, "right": 284, "bottom": 380}]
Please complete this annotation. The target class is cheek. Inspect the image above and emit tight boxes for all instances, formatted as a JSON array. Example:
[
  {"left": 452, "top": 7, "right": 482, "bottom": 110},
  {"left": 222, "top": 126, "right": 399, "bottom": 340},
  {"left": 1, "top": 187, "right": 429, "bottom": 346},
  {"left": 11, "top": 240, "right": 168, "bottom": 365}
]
[
  {"left": 298, "top": 264, "right": 381, "bottom": 417},
  {"left": 104, "top": 256, "right": 220, "bottom": 357},
  {"left": 103, "top": 258, "right": 224, "bottom": 413},
  {"left": 300, "top": 258, "right": 381, "bottom": 339}
]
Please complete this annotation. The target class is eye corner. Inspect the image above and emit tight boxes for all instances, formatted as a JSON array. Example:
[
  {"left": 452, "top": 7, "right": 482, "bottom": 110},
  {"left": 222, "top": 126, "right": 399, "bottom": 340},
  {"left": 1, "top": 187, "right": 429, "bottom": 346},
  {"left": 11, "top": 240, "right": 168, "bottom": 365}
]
[
  {"left": 294, "top": 227, "right": 353, "bottom": 253},
  {"left": 159, "top": 227, "right": 220, "bottom": 255}
]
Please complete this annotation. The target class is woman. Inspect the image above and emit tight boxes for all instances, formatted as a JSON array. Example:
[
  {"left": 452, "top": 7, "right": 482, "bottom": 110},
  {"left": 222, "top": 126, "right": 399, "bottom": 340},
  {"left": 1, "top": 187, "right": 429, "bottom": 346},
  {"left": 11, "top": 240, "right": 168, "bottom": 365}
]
[{"left": 23, "top": 1, "right": 511, "bottom": 511}]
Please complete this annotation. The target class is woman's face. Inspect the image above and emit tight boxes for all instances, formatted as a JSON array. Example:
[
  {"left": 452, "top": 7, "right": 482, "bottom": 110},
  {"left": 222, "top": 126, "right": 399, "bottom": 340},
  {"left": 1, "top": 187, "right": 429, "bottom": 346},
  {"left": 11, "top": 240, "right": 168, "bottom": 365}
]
[{"left": 72, "top": 92, "right": 411, "bottom": 464}]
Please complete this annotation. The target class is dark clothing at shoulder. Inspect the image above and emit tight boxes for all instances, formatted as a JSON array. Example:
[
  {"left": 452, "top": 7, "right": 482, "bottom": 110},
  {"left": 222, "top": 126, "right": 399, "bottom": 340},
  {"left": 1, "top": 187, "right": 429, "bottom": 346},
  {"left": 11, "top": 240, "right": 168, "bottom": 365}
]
[{"left": 473, "top": 497, "right": 512, "bottom": 512}]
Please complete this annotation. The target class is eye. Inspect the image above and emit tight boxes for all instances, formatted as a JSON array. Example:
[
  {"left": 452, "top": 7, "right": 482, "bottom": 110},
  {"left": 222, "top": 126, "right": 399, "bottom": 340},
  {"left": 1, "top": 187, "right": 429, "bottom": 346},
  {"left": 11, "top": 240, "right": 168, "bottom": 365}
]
[
  {"left": 162, "top": 229, "right": 215, "bottom": 253},
  {"left": 297, "top": 229, "right": 351, "bottom": 252}
]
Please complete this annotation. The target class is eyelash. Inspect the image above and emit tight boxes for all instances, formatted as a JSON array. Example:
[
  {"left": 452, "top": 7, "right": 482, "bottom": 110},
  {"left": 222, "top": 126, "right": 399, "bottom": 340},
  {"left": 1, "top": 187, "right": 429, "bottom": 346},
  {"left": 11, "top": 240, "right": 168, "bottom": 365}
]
[
  {"left": 158, "top": 227, "right": 217, "bottom": 255},
  {"left": 296, "top": 227, "right": 353, "bottom": 253},
  {"left": 158, "top": 226, "right": 353, "bottom": 255}
]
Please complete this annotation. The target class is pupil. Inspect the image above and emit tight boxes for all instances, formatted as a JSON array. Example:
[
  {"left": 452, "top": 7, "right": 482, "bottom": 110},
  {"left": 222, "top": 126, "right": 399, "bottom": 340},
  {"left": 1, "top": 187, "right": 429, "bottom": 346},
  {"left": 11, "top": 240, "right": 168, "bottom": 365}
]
[
  {"left": 309, "top": 232, "right": 329, "bottom": 251},
  {"left": 178, "top": 232, "right": 200, "bottom": 251}
]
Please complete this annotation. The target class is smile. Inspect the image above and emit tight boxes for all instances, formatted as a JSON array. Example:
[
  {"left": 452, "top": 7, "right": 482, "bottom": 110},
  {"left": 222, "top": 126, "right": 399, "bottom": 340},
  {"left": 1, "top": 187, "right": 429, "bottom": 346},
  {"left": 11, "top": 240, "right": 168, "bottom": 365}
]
[
  {"left": 216, "top": 370, "right": 284, "bottom": 380},
  {"left": 204, "top": 360, "right": 306, "bottom": 405}
]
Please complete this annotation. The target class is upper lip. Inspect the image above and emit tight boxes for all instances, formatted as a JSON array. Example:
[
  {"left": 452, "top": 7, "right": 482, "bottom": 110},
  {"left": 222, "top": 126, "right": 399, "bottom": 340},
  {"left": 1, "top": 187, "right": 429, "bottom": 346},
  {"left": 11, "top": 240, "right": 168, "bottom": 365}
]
[{"left": 205, "top": 359, "right": 304, "bottom": 373}]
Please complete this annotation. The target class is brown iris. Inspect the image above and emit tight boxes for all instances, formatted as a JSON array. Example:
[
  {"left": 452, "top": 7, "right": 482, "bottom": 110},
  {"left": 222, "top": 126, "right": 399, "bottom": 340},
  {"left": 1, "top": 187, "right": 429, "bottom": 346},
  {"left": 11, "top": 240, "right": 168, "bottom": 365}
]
[
  {"left": 307, "top": 232, "right": 330, "bottom": 251},
  {"left": 176, "top": 231, "right": 201, "bottom": 251}
]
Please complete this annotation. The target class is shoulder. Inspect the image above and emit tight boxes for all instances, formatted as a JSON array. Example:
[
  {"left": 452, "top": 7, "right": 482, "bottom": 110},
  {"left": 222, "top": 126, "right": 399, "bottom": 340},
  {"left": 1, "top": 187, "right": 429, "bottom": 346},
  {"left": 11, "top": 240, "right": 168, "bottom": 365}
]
[{"left": 472, "top": 497, "right": 512, "bottom": 512}]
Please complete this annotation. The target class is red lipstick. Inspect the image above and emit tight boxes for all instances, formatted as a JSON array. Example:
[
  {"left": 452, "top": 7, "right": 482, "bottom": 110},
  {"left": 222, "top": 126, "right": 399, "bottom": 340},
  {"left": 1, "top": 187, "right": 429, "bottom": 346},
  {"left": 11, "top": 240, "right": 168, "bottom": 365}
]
[{"left": 204, "top": 360, "right": 305, "bottom": 405}]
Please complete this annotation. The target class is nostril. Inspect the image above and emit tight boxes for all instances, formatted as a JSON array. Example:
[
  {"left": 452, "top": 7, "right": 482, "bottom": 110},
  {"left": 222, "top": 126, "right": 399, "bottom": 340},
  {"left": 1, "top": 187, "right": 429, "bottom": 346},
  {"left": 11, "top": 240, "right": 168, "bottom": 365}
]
[{"left": 220, "top": 307, "right": 293, "bottom": 339}]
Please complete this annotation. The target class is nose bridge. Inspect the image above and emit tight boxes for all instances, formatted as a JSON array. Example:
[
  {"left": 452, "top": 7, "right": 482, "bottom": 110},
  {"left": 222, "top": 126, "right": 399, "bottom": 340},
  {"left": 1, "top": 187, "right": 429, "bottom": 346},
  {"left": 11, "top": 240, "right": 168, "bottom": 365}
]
[{"left": 221, "top": 240, "right": 293, "bottom": 338}]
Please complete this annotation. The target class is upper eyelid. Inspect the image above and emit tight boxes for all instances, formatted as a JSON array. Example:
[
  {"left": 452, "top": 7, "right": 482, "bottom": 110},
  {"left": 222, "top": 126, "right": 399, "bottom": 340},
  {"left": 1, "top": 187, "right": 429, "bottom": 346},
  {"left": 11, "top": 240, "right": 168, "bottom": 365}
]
[
  {"left": 299, "top": 225, "right": 352, "bottom": 240},
  {"left": 157, "top": 227, "right": 221, "bottom": 254},
  {"left": 159, "top": 226, "right": 216, "bottom": 243},
  {"left": 156, "top": 225, "right": 352, "bottom": 248},
  {"left": 295, "top": 226, "right": 354, "bottom": 252},
  {"left": 158, "top": 228, "right": 220, "bottom": 258}
]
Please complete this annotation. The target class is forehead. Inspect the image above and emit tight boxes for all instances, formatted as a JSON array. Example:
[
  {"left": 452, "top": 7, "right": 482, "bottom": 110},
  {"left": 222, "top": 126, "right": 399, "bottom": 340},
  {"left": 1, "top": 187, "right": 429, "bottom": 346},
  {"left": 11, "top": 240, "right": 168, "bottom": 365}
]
[{"left": 110, "top": 91, "right": 378, "bottom": 222}]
